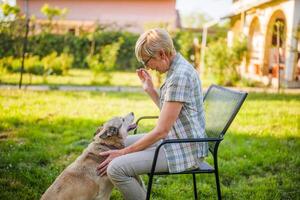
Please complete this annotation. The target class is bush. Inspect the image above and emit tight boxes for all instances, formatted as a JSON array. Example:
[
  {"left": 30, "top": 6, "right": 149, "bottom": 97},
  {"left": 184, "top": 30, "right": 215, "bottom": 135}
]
[
  {"left": 0, "top": 56, "right": 15, "bottom": 72},
  {"left": 89, "top": 30, "right": 139, "bottom": 70},
  {"left": 173, "top": 30, "right": 198, "bottom": 62},
  {"left": 58, "top": 53, "right": 73, "bottom": 75},
  {"left": 87, "top": 37, "right": 123, "bottom": 84},
  {"left": 24, "top": 56, "right": 43, "bottom": 75},
  {"left": 0, "top": 56, "right": 43, "bottom": 75},
  {"left": 41, "top": 52, "right": 73, "bottom": 75},
  {"left": 0, "top": 20, "right": 208, "bottom": 72},
  {"left": 205, "top": 37, "right": 247, "bottom": 85},
  {"left": 42, "top": 52, "right": 61, "bottom": 75}
]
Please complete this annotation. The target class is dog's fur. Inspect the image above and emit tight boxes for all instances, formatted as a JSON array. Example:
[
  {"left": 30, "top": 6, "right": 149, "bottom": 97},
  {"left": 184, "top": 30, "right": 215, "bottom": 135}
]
[{"left": 41, "top": 113, "right": 135, "bottom": 200}]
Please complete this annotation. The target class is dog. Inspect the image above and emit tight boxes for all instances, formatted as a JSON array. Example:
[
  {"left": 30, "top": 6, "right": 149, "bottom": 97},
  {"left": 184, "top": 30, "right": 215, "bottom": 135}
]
[{"left": 41, "top": 112, "right": 136, "bottom": 200}]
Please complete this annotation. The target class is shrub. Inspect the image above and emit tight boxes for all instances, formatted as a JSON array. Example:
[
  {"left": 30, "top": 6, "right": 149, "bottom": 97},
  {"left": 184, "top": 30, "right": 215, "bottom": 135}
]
[
  {"left": 173, "top": 30, "right": 197, "bottom": 62},
  {"left": 87, "top": 37, "right": 123, "bottom": 84},
  {"left": 0, "top": 56, "right": 25, "bottom": 72},
  {"left": 205, "top": 37, "right": 247, "bottom": 85},
  {"left": 24, "top": 56, "right": 43, "bottom": 75},
  {"left": 58, "top": 53, "right": 73, "bottom": 75},
  {"left": 41, "top": 52, "right": 73, "bottom": 76},
  {"left": 42, "top": 52, "right": 61, "bottom": 75},
  {"left": 87, "top": 37, "right": 123, "bottom": 74}
]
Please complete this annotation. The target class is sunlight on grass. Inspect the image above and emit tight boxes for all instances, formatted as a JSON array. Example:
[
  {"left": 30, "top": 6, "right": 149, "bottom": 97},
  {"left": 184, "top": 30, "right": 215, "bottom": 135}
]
[
  {"left": 0, "top": 69, "right": 142, "bottom": 87},
  {"left": 0, "top": 69, "right": 213, "bottom": 88},
  {"left": 0, "top": 89, "right": 299, "bottom": 199}
]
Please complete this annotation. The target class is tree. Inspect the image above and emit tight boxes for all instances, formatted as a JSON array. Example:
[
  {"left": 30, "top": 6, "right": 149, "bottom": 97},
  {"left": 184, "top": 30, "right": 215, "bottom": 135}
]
[
  {"left": 1, "top": 3, "right": 20, "bottom": 18},
  {"left": 41, "top": 4, "right": 68, "bottom": 21},
  {"left": 40, "top": 4, "right": 68, "bottom": 32}
]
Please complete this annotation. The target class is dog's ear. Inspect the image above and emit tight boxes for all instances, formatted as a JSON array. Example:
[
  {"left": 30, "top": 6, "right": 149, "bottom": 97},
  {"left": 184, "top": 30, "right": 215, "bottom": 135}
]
[
  {"left": 94, "top": 126, "right": 103, "bottom": 136},
  {"left": 99, "top": 126, "right": 119, "bottom": 139}
]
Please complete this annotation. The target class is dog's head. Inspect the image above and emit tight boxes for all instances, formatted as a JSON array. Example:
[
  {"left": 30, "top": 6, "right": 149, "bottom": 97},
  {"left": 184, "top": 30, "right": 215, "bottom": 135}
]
[{"left": 94, "top": 112, "right": 136, "bottom": 142}]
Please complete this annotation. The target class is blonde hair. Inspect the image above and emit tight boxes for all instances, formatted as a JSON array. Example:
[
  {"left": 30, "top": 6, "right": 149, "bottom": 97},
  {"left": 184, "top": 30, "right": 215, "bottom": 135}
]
[{"left": 135, "top": 28, "right": 176, "bottom": 62}]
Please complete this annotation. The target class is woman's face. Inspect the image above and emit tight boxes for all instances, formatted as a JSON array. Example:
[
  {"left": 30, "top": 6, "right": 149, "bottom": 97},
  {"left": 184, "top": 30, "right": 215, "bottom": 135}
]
[{"left": 142, "top": 50, "right": 171, "bottom": 73}]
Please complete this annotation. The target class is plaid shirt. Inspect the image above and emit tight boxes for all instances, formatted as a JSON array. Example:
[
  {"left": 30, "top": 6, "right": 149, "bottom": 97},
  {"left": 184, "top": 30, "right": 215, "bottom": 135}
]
[{"left": 159, "top": 53, "right": 208, "bottom": 173}]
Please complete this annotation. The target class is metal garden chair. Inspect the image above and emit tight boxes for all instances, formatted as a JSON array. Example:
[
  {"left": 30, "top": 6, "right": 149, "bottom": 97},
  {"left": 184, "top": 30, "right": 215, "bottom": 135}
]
[{"left": 134, "top": 84, "right": 248, "bottom": 200}]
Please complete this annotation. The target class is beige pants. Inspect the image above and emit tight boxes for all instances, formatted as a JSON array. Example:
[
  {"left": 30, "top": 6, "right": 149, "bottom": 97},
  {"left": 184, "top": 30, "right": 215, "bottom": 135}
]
[{"left": 107, "top": 134, "right": 169, "bottom": 200}]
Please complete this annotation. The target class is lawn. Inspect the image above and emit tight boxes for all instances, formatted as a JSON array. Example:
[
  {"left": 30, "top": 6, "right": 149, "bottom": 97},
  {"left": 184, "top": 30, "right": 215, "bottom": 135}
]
[
  {"left": 0, "top": 69, "right": 216, "bottom": 88},
  {"left": 0, "top": 69, "right": 142, "bottom": 87},
  {"left": 0, "top": 89, "right": 299, "bottom": 200}
]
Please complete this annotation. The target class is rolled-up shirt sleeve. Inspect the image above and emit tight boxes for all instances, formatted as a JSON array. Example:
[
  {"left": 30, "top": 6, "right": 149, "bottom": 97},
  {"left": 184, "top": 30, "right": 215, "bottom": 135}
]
[{"left": 164, "top": 75, "right": 191, "bottom": 103}]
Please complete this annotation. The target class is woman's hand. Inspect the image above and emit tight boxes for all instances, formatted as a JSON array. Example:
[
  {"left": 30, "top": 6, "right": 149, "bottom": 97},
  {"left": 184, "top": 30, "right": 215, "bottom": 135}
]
[
  {"left": 136, "top": 68, "right": 155, "bottom": 93},
  {"left": 96, "top": 149, "right": 124, "bottom": 176}
]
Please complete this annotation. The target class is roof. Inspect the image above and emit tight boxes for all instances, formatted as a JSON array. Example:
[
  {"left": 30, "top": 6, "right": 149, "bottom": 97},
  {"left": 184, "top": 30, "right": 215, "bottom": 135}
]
[{"left": 221, "top": 0, "right": 276, "bottom": 19}]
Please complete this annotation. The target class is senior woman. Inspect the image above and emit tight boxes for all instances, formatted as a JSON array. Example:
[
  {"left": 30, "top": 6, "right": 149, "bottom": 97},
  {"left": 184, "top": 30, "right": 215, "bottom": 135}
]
[{"left": 97, "top": 28, "right": 208, "bottom": 200}]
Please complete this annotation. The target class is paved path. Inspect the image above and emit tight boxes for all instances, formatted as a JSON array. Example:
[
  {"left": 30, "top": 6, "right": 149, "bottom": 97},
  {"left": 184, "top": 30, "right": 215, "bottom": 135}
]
[{"left": 0, "top": 84, "right": 299, "bottom": 94}]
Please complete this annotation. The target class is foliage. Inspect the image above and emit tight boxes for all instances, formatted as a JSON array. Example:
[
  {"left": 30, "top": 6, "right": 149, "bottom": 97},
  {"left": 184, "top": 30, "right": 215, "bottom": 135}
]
[
  {"left": 0, "top": 19, "right": 26, "bottom": 57},
  {"left": 206, "top": 22, "right": 230, "bottom": 44},
  {"left": 0, "top": 56, "right": 42, "bottom": 74},
  {"left": 173, "top": 30, "right": 197, "bottom": 62},
  {"left": 0, "top": 90, "right": 299, "bottom": 199},
  {"left": 40, "top": 3, "right": 68, "bottom": 33},
  {"left": 90, "top": 37, "right": 124, "bottom": 73},
  {"left": 0, "top": 52, "right": 72, "bottom": 77},
  {"left": 1, "top": 3, "right": 20, "bottom": 17},
  {"left": 87, "top": 37, "right": 124, "bottom": 84},
  {"left": 42, "top": 52, "right": 73, "bottom": 76},
  {"left": 205, "top": 37, "right": 247, "bottom": 85},
  {"left": 0, "top": 16, "right": 214, "bottom": 73},
  {"left": 24, "top": 55, "right": 44, "bottom": 75},
  {"left": 40, "top": 4, "right": 68, "bottom": 21},
  {"left": 58, "top": 53, "right": 74, "bottom": 75}
]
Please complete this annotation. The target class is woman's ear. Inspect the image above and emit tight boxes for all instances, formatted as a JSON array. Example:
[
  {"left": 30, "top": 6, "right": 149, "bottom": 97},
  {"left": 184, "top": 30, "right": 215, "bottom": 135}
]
[{"left": 159, "top": 49, "right": 166, "bottom": 59}]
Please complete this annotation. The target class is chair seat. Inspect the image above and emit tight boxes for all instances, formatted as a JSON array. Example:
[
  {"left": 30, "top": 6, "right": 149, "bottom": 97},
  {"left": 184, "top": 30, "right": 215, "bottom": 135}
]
[{"left": 150, "top": 161, "right": 215, "bottom": 176}]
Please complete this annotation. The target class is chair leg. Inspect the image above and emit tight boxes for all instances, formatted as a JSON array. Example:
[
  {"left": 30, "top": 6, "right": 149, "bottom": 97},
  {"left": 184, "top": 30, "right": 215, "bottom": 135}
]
[
  {"left": 192, "top": 173, "right": 198, "bottom": 200},
  {"left": 214, "top": 169, "right": 222, "bottom": 200},
  {"left": 146, "top": 174, "right": 154, "bottom": 200}
]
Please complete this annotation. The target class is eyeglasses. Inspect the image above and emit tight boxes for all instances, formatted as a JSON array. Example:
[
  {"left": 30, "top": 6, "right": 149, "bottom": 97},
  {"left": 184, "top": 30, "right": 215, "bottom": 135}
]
[{"left": 140, "top": 56, "right": 152, "bottom": 69}]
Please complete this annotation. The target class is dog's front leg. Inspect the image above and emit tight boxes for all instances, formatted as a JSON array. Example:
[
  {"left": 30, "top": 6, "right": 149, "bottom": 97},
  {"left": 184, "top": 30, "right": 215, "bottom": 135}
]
[{"left": 95, "top": 176, "right": 114, "bottom": 200}]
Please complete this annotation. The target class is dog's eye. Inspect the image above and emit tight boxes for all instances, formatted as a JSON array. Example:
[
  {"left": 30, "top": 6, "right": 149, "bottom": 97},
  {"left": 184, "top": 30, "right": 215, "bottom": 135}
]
[{"left": 122, "top": 118, "right": 125, "bottom": 122}]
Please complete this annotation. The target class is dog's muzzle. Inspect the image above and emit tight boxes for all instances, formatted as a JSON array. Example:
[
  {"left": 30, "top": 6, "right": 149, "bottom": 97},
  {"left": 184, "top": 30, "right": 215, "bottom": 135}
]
[{"left": 127, "top": 123, "right": 137, "bottom": 132}]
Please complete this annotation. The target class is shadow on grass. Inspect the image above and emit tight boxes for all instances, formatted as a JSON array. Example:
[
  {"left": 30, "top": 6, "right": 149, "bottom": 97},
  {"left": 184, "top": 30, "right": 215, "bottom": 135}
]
[{"left": 0, "top": 115, "right": 299, "bottom": 200}]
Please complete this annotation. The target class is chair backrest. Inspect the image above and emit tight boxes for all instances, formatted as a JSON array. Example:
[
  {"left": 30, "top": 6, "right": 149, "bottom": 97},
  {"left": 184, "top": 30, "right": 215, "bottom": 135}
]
[{"left": 203, "top": 85, "right": 248, "bottom": 153}]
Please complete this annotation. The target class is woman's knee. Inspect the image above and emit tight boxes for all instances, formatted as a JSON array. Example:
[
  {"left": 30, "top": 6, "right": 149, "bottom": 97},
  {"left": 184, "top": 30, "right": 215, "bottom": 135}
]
[{"left": 107, "top": 158, "right": 125, "bottom": 181}]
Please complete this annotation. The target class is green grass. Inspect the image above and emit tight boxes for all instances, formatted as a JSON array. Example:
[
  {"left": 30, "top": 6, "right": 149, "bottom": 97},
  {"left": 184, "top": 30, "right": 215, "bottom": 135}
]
[
  {"left": 0, "top": 89, "right": 299, "bottom": 200},
  {"left": 0, "top": 69, "right": 142, "bottom": 87},
  {"left": 0, "top": 69, "right": 215, "bottom": 88}
]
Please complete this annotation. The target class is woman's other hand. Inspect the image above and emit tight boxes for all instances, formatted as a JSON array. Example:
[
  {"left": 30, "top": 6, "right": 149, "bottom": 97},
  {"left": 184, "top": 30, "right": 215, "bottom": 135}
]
[
  {"left": 96, "top": 149, "right": 125, "bottom": 176},
  {"left": 136, "top": 68, "right": 155, "bottom": 93}
]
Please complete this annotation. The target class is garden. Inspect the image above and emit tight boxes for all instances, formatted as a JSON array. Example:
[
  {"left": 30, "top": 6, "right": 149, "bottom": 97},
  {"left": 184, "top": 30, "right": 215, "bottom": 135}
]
[{"left": 0, "top": 3, "right": 299, "bottom": 200}]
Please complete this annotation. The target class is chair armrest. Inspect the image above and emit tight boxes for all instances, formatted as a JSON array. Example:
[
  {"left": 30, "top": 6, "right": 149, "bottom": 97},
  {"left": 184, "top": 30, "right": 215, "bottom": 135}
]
[
  {"left": 149, "top": 137, "right": 223, "bottom": 174},
  {"left": 134, "top": 116, "right": 159, "bottom": 134}
]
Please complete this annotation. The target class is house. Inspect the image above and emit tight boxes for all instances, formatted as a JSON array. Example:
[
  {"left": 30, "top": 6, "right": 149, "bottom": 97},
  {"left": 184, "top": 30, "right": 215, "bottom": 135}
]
[
  {"left": 16, "top": 0, "right": 179, "bottom": 33},
  {"left": 227, "top": 0, "right": 300, "bottom": 88}
]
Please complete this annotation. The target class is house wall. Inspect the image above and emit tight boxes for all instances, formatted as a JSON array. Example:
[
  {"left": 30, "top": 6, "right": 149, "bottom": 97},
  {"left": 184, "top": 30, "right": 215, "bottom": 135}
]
[
  {"left": 16, "top": 0, "right": 176, "bottom": 32},
  {"left": 229, "top": 0, "right": 300, "bottom": 87}
]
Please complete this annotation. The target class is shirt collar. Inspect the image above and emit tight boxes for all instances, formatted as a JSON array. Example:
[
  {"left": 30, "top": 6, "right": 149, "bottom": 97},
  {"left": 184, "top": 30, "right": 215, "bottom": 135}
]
[{"left": 167, "top": 53, "right": 181, "bottom": 78}]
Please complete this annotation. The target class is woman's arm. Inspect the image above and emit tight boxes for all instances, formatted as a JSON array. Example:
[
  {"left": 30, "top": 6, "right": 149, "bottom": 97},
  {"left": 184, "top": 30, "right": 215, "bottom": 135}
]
[
  {"left": 145, "top": 88, "right": 159, "bottom": 108},
  {"left": 123, "top": 101, "right": 182, "bottom": 153},
  {"left": 97, "top": 101, "right": 183, "bottom": 176}
]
